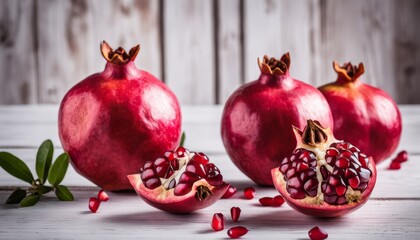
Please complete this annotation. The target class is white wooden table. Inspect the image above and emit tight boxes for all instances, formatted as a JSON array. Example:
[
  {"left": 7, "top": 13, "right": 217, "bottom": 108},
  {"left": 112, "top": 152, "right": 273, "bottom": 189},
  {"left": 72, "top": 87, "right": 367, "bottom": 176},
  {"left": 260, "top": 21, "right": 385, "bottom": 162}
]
[{"left": 0, "top": 105, "right": 419, "bottom": 239}]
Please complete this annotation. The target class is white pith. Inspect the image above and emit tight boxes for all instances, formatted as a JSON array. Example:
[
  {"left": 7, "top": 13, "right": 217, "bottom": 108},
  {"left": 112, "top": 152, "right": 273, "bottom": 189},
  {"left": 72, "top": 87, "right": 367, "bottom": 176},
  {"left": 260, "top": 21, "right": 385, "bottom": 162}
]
[{"left": 160, "top": 152, "right": 196, "bottom": 189}]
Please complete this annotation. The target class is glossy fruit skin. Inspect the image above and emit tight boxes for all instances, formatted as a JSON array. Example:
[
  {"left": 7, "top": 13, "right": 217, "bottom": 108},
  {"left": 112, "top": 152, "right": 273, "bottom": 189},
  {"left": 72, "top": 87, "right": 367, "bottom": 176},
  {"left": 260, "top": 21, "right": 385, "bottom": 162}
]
[
  {"left": 58, "top": 42, "right": 181, "bottom": 191},
  {"left": 319, "top": 62, "right": 402, "bottom": 164},
  {"left": 222, "top": 54, "right": 333, "bottom": 186}
]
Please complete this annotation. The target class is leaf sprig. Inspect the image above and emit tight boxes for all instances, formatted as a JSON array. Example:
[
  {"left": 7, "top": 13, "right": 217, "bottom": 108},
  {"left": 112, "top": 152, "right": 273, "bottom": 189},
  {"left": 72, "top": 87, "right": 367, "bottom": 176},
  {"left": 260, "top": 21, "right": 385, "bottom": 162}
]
[{"left": 0, "top": 140, "right": 74, "bottom": 207}]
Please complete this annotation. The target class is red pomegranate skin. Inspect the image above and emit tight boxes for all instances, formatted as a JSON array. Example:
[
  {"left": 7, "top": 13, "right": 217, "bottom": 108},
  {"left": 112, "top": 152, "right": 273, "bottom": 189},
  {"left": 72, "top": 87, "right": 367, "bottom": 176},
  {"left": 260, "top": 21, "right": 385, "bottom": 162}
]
[
  {"left": 319, "top": 62, "right": 402, "bottom": 164},
  {"left": 58, "top": 42, "right": 181, "bottom": 191},
  {"left": 221, "top": 54, "right": 334, "bottom": 186}
]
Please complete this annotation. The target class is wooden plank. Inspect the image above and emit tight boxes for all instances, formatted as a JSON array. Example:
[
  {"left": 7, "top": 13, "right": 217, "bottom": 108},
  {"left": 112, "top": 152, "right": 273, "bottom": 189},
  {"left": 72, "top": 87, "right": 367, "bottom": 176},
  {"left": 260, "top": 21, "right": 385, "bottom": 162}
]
[
  {"left": 243, "top": 0, "right": 321, "bottom": 84},
  {"left": 163, "top": 0, "right": 216, "bottom": 104},
  {"left": 0, "top": 188, "right": 419, "bottom": 239},
  {"left": 216, "top": 0, "right": 242, "bottom": 104},
  {"left": 36, "top": 0, "right": 162, "bottom": 104},
  {"left": 320, "top": 0, "right": 397, "bottom": 99},
  {"left": 393, "top": 0, "right": 420, "bottom": 104},
  {"left": 0, "top": 0, "right": 37, "bottom": 104}
]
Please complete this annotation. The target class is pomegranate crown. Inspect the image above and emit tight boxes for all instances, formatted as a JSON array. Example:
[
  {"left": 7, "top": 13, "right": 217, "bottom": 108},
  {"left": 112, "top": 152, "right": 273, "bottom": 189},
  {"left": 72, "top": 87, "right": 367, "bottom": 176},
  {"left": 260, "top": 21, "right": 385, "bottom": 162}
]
[
  {"left": 293, "top": 120, "right": 337, "bottom": 150},
  {"left": 258, "top": 53, "right": 291, "bottom": 76},
  {"left": 333, "top": 61, "right": 365, "bottom": 82},
  {"left": 100, "top": 41, "right": 140, "bottom": 64}
]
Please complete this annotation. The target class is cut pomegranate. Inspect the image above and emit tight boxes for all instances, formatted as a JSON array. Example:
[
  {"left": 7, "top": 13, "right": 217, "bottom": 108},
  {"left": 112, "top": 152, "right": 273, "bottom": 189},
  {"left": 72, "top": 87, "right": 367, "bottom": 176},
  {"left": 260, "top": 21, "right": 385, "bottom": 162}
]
[
  {"left": 211, "top": 213, "right": 225, "bottom": 231},
  {"left": 272, "top": 195, "right": 285, "bottom": 207},
  {"left": 89, "top": 197, "right": 100, "bottom": 213},
  {"left": 389, "top": 161, "right": 401, "bottom": 170},
  {"left": 227, "top": 226, "right": 248, "bottom": 239},
  {"left": 230, "top": 207, "right": 241, "bottom": 222},
  {"left": 272, "top": 120, "right": 377, "bottom": 217},
  {"left": 97, "top": 189, "right": 109, "bottom": 202},
  {"left": 394, "top": 150, "right": 408, "bottom": 163},
  {"left": 222, "top": 186, "right": 237, "bottom": 199},
  {"left": 243, "top": 187, "right": 255, "bottom": 200},
  {"left": 308, "top": 226, "right": 328, "bottom": 240},
  {"left": 128, "top": 147, "right": 229, "bottom": 213},
  {"left": 259, "top": 197, "right": 273, "bottom": 206}
]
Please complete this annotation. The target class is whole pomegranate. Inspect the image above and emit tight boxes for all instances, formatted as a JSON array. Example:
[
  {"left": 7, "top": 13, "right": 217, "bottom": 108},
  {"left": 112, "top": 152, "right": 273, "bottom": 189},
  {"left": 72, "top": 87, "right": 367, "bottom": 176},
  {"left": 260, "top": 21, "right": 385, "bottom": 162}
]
[
  {"left": 221, "top": 53, "right": 334, "bottom": 186},
  {"left": 271, "top": 120, "right": 376, "bottom": 217},
  {"left": 128, "top": 147, "right": 229, "bottom": 213},
  {"left": 319, "top": 62, "right": 402, "bottom": 164},
  {"left": 59, "top": 41, "right": 181, "bottom": 191}
]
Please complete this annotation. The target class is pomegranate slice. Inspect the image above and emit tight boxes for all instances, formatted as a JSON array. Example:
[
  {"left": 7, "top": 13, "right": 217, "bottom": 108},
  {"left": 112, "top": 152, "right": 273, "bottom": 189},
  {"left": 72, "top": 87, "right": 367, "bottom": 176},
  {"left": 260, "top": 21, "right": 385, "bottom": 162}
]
[
  {"left": 308, "top": 226, "right": 328, "bottom": 240},
  {"left": 128, "top": 147, "right": 229, "bottom": 213},
  {"left": 271, "top": 120, "right": 377, "bottom": 217}
]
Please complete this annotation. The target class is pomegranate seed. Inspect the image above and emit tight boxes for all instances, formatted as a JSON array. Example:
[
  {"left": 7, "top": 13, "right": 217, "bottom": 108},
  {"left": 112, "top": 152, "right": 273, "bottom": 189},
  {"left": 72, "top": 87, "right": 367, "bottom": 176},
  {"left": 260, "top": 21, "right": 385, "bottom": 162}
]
[
  {"left": 227, "top": 226, "right": 248, "bottom": 239},
  {"left": 211, "top": 213, "right": 225, "bottom": 231},
  {"left": 389, "top": 161, "right": 401, "bottom": 170},
  {"left": 97, "top": 189, "right": 109, "bottom": 202},
  {"left": 230, "top": 207, "right": 241, "bottom": 222},
  {"left": 308, "top": 226, "right": 328, "bottom": 240},
  {"left": 272, "top": 195, "right": 285, "bottom": 207},
  {"left": 259, "top": 197, "right": 273, "bottom": 206},
  {"left": 89, "top": 197, "right": 101, "bottom": 213},
  {"left": 394, "top": 150, "right": 408, "bottom": 163},
  {"left": 243, "top": 187, "right": 255, "bottom": 199},
  {"left": 222, "top": 186, "right": 237, "bottom": 199}
]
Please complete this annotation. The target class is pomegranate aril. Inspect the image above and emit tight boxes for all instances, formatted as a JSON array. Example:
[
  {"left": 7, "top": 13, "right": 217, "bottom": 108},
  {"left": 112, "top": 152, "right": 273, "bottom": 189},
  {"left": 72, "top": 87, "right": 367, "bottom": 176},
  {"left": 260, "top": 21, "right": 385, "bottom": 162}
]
[
  {"left": 323, "top": 194, "right": 337, "bottom": 204},
  {"left": 154, "top": 158, "right": 169, "bottom": 178},
  {"left": 326, "top": 148, "right": 339, "bottom": 157},
  {"left": 175, "top": 146, "right": 188, "bottom": 158},
  {"left": 344, "top": 168, "right": 357, "bottom": 178},
  {"left": 356, "top": 182, "right": 368, "bottom": 191},
  {"left": 320, "top": 165, "right": 329, "bottom": 179},
  {"left": 89, "top": 197, "right": 101, "bottom": 213},
  {"left": 230, "top": 207, "right": 241, "bottom": 222},
  {"left": 145, "top": 178, "right": 161, "bottom": 189},
  {"left": 280, "top": 163, "right": 290, "bottom": 174},
  {"left": 164, "top": 151, "right": 176, "bottom": 161},
  {"left": 348, "top": 176, "right": 360, "bottom": 189},
  {"left": 141, "top": 168, "right": 156, "bottom": 180},
  {"left": 389, "top": 161, "right": 401, "bottom": 170},
  {"left": 358, "top": 153, "right": 369, "bottom": 168},
  {"left": 191, "top": 152, "right": 209, "bottom": 165},
  {"left": 97, "top": 189, "right": 109, "bottom": 202},
  {"left": 296, "top": 162, "right": 309, "bottom": 172},
  {"left": 179, "top": 172, "right": 200, "bottom": 184},
  {"left": 259, "top": 197, "right": 273, "bottom": 206},
  {"left": 243, "top": 187, "right": 255, "bottom": 199},
  {"left": 211, "top": 213, "right": 225, "bottom": 231},
  {"left": 288, "top": 187, "right": 305, "bottom": 199},
  {"left": 222, "top": 185, "right": 237, "bottom": 199},
  {"left": 335, "top": 157, "right": 350, "bottom": 168},
  {"left": 338, "top": 150, "right": 353, "bottom": 158},
  {"left": 395, "top": 150, "right": 408, "bottom": 162},
  {"left": 286, "top": 168, "right": 296, "bottom": 178},
  {"left": 143, "top": 161, "right": 153, "bottom": 169},
  {"left": 337, "top": 196, "right": 347, "bottom": 205},
  {"left": 335, "top": 185, "right": 347, "bottom": 196},
  {"left": 272, "top": 195, "right": 285, "bottom": 207},
  {"left": 174, "top": 182, "right": 192, "bottom": 196},
  {"left": 304, "top": 178, "right": 318, "bottom": 197},
  {"left": 358, "top": 168, "right": 371, "bottom": 182},
  {"left": 227, "top": 226, "right": 248, "bottom": 239},
  {"left": 206, "top": 174, "right": 223, "bottom": 186},
  {"left": 186, "top": 161, "right": 206, "bottom": 177},
  {"left": 288, "top": 176, "right": 301, "bottom": 189},
  {"left": 308, "top": 226, "right": 328, "bottom": 240}
]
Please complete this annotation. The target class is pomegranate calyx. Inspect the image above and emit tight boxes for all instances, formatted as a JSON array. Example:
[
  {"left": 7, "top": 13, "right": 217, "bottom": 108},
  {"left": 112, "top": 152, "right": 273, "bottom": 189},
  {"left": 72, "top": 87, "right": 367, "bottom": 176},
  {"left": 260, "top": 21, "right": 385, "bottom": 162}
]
[
  {"left": 100, "top": 41, "right": 140, "bottom": 64},
  {"left": 195, "top": 185, "right": 212, "bottom": 201},
  {"left": 302, "top": 120, "right": 328, "bottom": 147},
  {"left": 333, "top": 61, "right": 365, "bottom": 83},
  {"left": 258, "top": 52, "right": 290, "bottom": 76}
]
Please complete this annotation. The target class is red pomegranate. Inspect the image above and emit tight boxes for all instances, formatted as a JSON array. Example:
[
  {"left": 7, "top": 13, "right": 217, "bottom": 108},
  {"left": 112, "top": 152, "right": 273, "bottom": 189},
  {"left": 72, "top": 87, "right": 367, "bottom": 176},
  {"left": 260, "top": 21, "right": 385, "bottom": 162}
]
[
  {"left": 319, "top": 62, "right": 402, "bottom": 164},
  {"left": 59, "top": 41, "right": 181, "bottom": 191},
  {"left": 271, "top": 120, "right": 376, "bottom": 217},
  {"left": 128, "top": 147, "right": 229, "bottom": 213},
  {"left": 221, "top": 53, "right": 334, "bottom": 186}
]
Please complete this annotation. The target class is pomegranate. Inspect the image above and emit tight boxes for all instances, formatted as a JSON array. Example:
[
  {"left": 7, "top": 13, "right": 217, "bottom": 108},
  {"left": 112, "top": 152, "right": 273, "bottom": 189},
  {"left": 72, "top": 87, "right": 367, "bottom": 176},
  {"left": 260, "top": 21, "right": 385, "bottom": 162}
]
[
  {"left": 222, "top": 53, "right": 333, "bottom": 186},
  {"left": 318, "top": 62, "right": 402, "bottom": 164},
  {"left": 58, "top": 41, "right": 181, "bottom": 191},
  {"left": 211, "top": 213, "right": 225, "bottom": 231},
  {"left": 127, "top": 147, "right": 229, "bottom": 213},
  {"left": 308, "top": 226, "right": 328, "bottom": 240},
  {"left": 271, "top": 120, "right": 376, "bottom": 217},
  {"left": 227, "top": 226, "right": 248, "bottom": 239}
]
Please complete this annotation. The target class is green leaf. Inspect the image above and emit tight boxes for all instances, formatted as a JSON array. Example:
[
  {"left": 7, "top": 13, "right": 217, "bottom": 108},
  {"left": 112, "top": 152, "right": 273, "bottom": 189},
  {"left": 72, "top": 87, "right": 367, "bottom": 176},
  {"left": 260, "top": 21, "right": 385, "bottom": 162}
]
[
  {"left": 36, "top": 139, "right": 54, "bottom": 184},
  {"left": 48, "top": 153, "right": 69, "bottom": 186},
  {"left": 55, "top": 185, "right": 74, "bottom": 201},
  {"left": 37, "top": 185, "right": 53, "bottom": 195},
  {"left": 20, "top": 194, "right": 40, "bottom": 207},
  {"left": 6, "top": 188, "right": 27, "bottom": 204},
  {"left": 0, "top": 152, "right": 34, "bottom": 184},
  {"left": 179, "top": 131, "right": 186, "bottom": 147}
]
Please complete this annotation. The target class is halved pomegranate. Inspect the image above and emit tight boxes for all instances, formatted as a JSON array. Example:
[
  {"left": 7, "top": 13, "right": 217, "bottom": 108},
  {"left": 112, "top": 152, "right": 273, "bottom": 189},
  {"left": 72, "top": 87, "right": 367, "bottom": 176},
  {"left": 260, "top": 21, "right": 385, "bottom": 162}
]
[
  {"left": 128, "top": 147, "right": 229, "bottom": 213},
  {"left": 271, "top": 120, "right": 376, "bottom": 217}
]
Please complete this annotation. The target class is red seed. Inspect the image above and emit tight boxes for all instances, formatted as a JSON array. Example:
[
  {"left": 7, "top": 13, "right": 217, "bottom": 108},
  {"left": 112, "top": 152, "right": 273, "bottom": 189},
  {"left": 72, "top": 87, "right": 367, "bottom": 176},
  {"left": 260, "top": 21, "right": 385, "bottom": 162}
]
[
  {"left": 394, "top": 150, "right": 408, "bottom": 163},
  {"left": 389, "top": 161, "right": 401, "bottom": 170},
  {"left": 211, "top": 213, "right": 225, "bottom": 231},
  {"left": 222, "top": 186, "right": 237, "bottom": 199},
  {"left": 308, "top": 226, "right": 328, "bottom": 240},
  {"left": 89, "top": 197, "right": 101, "bottom": 213},
  {"left": 230, "top": 207, "right": 241, "bottom": 222},
  {"left": 227, "top": 226, "right": 248, "bottom": 239},
  {"left": 243, "top": 187, "right": 255, "bottom": 199},
  {"left": 97, "top": 189, "right": 109, "bottom": 202},
  {"left": 259, "top": 197, "right": 273, "bottom": 206},
  {"left": 272, "top": 195, "right": 285, "bottom": 207}
]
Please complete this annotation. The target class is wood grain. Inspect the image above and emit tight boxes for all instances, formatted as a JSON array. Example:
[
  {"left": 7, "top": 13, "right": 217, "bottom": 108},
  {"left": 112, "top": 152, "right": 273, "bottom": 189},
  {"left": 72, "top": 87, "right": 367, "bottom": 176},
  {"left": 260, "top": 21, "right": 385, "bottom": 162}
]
[
  {"left": 0, "top": 0, "right": 37, "bottom": 104},
  {"left": 163, "top": 0, "right": 216, "bottom": 104}
]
